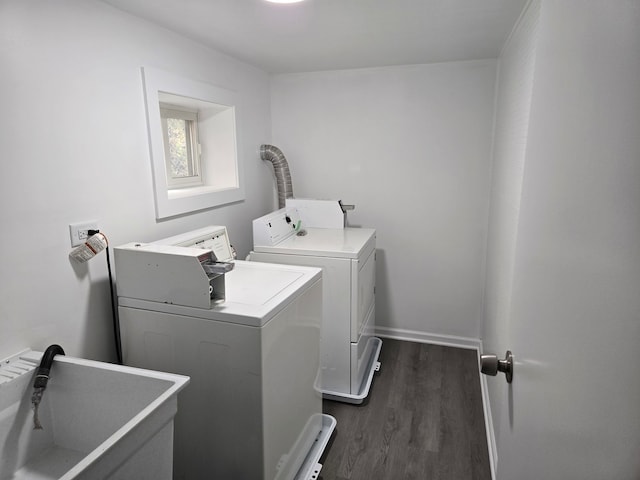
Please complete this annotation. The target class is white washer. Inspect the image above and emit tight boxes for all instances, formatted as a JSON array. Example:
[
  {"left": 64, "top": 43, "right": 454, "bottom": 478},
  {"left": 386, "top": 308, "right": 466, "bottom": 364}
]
[
  {"left": 251, "top": 202, "right": 382, "bottom": 404},
  {"left": 114, "top": 227, "right": 335, "bottom": 480}
]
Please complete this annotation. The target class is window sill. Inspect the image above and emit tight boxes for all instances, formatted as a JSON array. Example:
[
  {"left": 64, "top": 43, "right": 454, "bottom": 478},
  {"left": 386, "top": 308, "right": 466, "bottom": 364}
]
[
  {"left": 155, "top": 185, "right": 244, "bottom": 219},
  {"left": 141, "top": 66, "right": 244, "bottom": 220},
  {"left": 168, "top": 185, "right": 230, "bottom": 199}
]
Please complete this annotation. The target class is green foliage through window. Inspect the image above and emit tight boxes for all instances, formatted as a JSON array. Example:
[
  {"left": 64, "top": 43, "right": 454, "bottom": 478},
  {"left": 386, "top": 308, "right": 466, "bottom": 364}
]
[{"left": 160, "top": 104, "right": 201, "bottom": 187}]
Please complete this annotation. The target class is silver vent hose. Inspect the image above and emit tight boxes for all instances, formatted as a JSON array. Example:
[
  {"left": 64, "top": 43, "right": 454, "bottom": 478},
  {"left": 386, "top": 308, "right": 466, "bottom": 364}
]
[{"left": 260, "top": 144, "right": 294, "bottom": 208}]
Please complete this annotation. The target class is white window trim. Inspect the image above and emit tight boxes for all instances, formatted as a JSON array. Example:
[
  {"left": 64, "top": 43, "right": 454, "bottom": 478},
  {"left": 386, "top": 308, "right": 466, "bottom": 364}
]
[
  {"left": 160, "top": 104, "right": 202, "bottom": 188},
  {"left": 141, "top": 66, "right": 244, "bottom": 219}
]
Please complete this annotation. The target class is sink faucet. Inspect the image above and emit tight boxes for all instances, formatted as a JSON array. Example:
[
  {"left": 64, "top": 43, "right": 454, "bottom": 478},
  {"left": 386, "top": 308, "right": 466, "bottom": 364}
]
[{"left": 31, "top": 344, "right": 65, "bottom": 430}]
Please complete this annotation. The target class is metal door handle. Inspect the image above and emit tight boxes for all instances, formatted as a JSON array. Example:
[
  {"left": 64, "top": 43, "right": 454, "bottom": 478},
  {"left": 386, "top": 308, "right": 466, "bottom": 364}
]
[{"left": 480, "top": 350, "right": 513, "bottom": 383}]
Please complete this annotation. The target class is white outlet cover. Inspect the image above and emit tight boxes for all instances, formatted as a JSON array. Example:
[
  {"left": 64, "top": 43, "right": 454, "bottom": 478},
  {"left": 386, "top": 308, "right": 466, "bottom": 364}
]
[{"left": 69, "top": 221, "right": 98, "bottom": 247}]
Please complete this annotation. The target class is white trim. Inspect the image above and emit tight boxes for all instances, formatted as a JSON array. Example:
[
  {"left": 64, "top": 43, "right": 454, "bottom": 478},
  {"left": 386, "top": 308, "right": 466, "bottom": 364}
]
[
  {"left": 374, "top": 326, "right": 497, "bottom": 480},
  {"left": 477, "top": 346, "right": 498, "bottom": 480},
  {"left": 141, "top": 66, "right": 244, "bottom": 219},
  {"left": 374, "top": 326, "right": 481, "bottom": 350},
  {"left": 498, "top": 0, "right": 536, "bottom": 59}
]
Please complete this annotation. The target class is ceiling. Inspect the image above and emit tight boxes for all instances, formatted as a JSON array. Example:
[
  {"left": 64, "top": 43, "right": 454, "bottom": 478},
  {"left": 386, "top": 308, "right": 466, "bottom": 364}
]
[{"left": 100, "top": 0, "right": 527, "bottom": 74}]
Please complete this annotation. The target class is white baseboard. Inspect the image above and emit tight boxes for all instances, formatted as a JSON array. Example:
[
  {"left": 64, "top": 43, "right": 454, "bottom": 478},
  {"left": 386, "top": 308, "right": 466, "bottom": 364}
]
[
  {"left": 479, "top": 366, "right": 498, "bottom": 480},
  {"left": 374, "top": 326, "right": 482, "bottom": 350},
  {"left": 374, "top": 326, "right": 497, "bottom": 480}
]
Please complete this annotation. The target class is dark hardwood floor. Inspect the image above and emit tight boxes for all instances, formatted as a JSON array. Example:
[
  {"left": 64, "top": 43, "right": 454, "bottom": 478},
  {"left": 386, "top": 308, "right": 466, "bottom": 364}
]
[{"left": 319, "top": 339, "right": 491, "bottom": 480}]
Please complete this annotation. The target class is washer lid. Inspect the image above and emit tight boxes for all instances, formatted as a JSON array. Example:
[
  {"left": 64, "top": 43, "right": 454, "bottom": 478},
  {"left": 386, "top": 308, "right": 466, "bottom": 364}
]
[
  {"left": 224, "top": 262, "right": 305, "bottom": 305},
  {"left": 254, "top": 227, "right": 376, "bottom": 259}
]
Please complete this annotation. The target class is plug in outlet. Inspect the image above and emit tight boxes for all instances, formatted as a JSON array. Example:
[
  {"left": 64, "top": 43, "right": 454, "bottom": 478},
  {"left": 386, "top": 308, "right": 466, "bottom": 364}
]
[{"left": 69, "top": 221, "right": 99, "bottom": 247}]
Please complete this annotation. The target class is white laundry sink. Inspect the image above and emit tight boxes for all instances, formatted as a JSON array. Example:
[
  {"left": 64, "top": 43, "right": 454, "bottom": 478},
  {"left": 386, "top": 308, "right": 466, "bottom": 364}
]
[{"left": 0, "top": 349, "right": 189, "bottom": 480}]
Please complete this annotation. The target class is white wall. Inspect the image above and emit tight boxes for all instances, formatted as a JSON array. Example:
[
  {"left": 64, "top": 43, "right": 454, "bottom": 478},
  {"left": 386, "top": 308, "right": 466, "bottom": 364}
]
[
  {"left": 270, "top": 62, "right": 496, "bottom": 340},
  {"left": 0, "top": 0, "right": 275, "bottom": 361},
  {"left": 484, "top": 1, "right": 640, "bottom": 477}
]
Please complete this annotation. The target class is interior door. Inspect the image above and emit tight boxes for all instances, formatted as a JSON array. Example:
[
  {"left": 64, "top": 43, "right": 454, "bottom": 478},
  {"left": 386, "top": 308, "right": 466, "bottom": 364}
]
[{"left": 492, "top": 2, "right": 640, "bottom": 478}]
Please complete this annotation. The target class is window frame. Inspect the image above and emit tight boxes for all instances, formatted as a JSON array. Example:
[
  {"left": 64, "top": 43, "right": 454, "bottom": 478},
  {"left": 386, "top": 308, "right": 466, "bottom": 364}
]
[
  {"left": 141, "top": 66, "right": 244, "bottom": 220},
  {"left": 159, "top": 104, "right": 202, "bottom": 188}
]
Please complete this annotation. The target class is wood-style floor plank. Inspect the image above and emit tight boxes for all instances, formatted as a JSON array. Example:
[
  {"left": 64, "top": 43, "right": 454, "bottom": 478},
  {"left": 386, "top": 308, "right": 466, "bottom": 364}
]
[{"left": 320, "top": 339, "right": 490, "bottom": 480}]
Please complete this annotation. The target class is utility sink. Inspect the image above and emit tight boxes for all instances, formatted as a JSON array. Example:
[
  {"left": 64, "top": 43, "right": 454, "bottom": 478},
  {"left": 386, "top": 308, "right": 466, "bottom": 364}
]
[{"left": 0, "top": 350, "right": 189, "bottom": 480}]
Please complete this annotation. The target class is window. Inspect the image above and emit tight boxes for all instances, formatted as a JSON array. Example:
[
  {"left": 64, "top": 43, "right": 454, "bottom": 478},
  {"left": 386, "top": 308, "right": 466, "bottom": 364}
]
[
  {"left": 141, "top": 66, "right": 244, "bottom": 219},
  {"left": 160, "top": 104, "right": 202, "bottom": 188}
]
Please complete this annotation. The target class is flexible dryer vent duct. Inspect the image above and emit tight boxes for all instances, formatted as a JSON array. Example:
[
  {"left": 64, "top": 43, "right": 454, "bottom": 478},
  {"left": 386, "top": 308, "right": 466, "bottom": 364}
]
[{"left": 260, "top": 144, "right": 293, "bottom": 208}]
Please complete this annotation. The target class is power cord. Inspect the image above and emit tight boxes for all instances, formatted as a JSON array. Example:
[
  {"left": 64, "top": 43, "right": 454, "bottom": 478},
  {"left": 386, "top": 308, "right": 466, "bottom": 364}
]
[{"left": 88, "top": 230, "right": 123, "bottom": 365}]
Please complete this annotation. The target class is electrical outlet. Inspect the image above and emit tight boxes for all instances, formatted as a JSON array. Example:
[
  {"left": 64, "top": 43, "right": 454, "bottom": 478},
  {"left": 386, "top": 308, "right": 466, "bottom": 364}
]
[{"left": 69, "top": 221, "right": 99, "bottom": 247}]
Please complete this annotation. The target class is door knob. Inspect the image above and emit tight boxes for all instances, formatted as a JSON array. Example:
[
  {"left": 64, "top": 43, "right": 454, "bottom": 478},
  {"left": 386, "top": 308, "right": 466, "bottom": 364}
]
[{"left": 480, "top": 350, "right": 513, "bottom": 383}]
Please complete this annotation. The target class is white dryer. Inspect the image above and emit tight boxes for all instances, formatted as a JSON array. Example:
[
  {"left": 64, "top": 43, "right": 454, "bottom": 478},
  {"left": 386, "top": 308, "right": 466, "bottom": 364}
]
[
  {"left": 114, "top": 226, "right": 335, "bottom": 480},
  {"left": 251, "top": 199, "right": 382, "bottom": 404}
]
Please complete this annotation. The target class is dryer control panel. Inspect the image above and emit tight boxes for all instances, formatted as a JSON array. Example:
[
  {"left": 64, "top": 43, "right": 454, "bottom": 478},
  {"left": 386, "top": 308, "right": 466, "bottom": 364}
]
[
  {"left": 253, "top": 199, "right": 351, "bottom": 247},
  {"left": 252, "top": 208, "right": 301, "bottom": 247}
]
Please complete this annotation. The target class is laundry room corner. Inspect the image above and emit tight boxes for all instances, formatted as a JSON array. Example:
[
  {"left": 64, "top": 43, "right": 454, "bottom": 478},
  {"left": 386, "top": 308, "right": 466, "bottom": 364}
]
[{"left": 269, "top": 62, "right": 497, "bottom": 344}]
